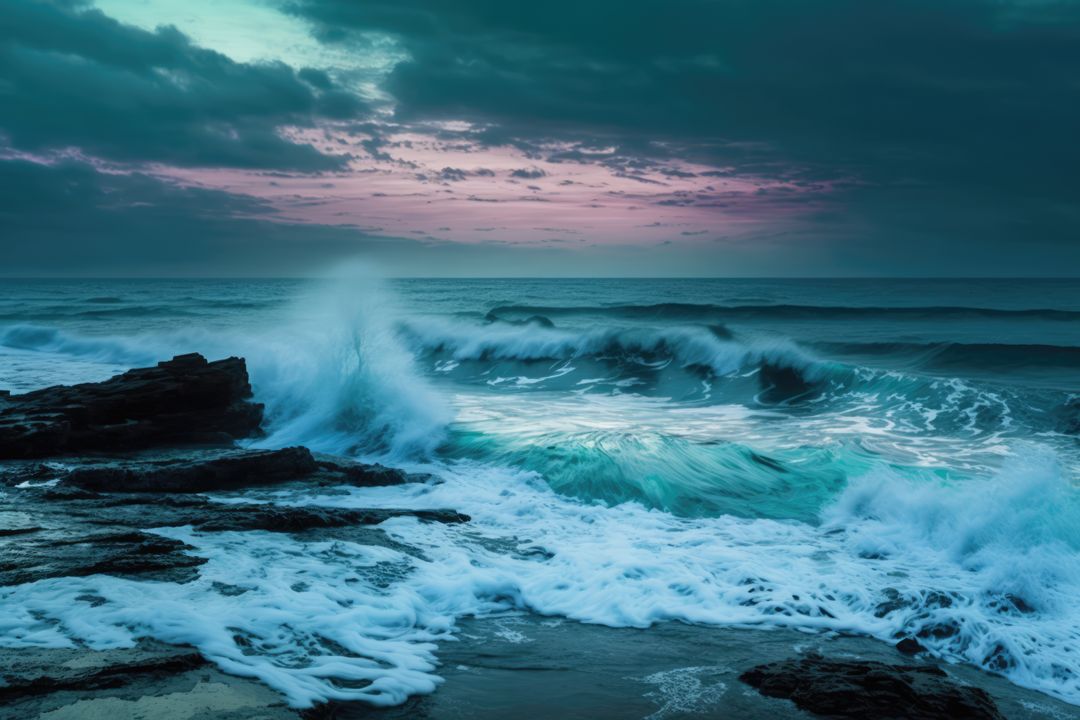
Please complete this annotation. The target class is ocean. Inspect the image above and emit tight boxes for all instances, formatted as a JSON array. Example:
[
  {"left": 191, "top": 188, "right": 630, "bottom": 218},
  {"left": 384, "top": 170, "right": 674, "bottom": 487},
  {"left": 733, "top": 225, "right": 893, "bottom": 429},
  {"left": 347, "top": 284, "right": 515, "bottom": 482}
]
[{"left": 1, "top": 275, "right": 1078, "bottom": 712}]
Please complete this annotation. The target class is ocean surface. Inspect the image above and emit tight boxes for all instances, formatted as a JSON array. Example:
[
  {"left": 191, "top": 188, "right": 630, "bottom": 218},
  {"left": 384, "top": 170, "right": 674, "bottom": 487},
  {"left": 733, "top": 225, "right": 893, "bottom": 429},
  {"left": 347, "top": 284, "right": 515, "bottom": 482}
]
[{"left": 1, "top": 276, "right": 1078, "bottom": 710}]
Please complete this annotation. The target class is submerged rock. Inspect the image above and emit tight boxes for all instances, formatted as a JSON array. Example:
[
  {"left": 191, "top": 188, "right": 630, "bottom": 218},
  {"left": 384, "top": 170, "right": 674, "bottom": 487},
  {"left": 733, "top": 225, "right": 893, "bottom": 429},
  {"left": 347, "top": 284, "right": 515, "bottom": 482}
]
[
  {"left": 0, "top": 353, "right": 264, "bottom": 458},
  {"left": 739, "top": 655, "right": 1004, "bottom": 719}
]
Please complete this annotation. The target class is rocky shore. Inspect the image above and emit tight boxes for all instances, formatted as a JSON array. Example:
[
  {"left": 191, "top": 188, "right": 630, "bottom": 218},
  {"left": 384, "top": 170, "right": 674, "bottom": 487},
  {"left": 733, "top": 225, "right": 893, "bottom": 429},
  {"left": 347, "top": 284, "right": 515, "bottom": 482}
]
[{"left": 0, "top": 355, "right": 1067, "bottom": 718}]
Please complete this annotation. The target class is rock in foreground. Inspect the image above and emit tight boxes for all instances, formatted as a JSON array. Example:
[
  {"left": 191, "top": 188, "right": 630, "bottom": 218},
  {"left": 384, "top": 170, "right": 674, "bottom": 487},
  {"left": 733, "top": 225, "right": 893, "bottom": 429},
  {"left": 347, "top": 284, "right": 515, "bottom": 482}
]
[
  {"left": 0, "top": 353, "right": 264, "bottom": 458},
  {"left": 65, "top": 447, "right": 319, "bottom": 493},
  {"left": 0, "top": 641, "right": 296, "bottom": 719},
  {"left": 739, "top": 655, "right": 1004, "bottom": 719},
  {"left": 59, "top": 447, "right": 428, "bottom": 493}
]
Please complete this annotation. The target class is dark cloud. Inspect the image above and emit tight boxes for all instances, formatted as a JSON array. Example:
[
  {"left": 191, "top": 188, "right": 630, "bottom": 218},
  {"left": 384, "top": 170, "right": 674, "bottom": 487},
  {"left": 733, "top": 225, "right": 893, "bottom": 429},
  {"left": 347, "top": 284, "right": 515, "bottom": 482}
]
[
  {"left": 0, "top": 0, "right": 367, "bottom": 170},
  {"left": 286, "top": 0, "right": 1080, "bottom": 182},
  {"left": 0, "top": 157, "right": 596, "bottom": 276},
  {"left": 510, "top": 167, "right": 546, "bottom": 179},
  {"left": 286, "top": 0, "right": 1080, "bottom": 261},
  {"left": 437, "top": 167, "right": 469, "bottom": 181}
]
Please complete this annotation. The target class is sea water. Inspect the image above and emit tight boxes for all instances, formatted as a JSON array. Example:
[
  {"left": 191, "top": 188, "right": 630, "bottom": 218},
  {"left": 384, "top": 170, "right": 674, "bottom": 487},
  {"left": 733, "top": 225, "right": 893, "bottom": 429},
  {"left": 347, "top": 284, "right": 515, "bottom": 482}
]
[{"left": 0, "top": 276, "right": 1078, "bottom": 708}]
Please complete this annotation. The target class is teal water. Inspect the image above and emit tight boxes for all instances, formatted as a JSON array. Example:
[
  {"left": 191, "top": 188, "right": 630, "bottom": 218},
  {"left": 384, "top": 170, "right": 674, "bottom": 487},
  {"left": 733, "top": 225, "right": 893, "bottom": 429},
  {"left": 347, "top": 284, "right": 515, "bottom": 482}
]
[{"left": 0, "top": 276, "right": 1078, "bottom": 708}]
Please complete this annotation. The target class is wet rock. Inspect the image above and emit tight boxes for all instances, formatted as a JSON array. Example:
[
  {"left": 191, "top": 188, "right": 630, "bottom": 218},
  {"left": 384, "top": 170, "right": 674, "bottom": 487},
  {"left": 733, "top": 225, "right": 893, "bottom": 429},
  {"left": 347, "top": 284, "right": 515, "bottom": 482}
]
[
  {"left": 0, "top": 642, "right": 207, "bottom": 703},
  {"left": 56, "top": 448, "right": 427, "bottom": 494},
  {"left": 65, "top": 447, "right": 319, "bottom": 493},
  {"left": 0, "top": 641, "right": 296, "bottom": 719},
  {"left": 0, "top": 530, "right": 206, "bottom": 586},
  {"left": 315, "top": 456, "right": 429, "bottom": 487},
  {"left": 0, "top": 462, "right": 63, "bottom": 486},
  {"left": 0, "top": 353, "right": 264, "bottom": 458},
  {"left": 896, "top": 637, "right": 927, "bottom": 655},
  {"left": 739, "top": 655, "right": 1004, "bottom": 719},
  {"left": 0, "top": 526, "right": 42, "bottom": 537},
  {"left": 194, "top": 506, "right": 470, "bottom": 532}
]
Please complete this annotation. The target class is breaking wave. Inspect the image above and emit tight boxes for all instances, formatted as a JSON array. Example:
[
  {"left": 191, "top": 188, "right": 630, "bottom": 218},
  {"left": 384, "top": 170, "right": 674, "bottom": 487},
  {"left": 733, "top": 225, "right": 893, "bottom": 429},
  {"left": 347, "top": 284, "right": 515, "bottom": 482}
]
[
  {"left": 487, "top": 302, "right": 1080, "bottom": 322},
  {"left": 2, "top": 278, "right": 1078, "bottom": 710}
]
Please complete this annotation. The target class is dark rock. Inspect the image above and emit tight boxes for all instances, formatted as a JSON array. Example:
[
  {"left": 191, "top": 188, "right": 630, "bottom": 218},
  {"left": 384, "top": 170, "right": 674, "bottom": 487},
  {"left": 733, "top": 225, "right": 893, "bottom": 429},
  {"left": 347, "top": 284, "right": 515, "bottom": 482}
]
[
  {"left": 0, "top": 353, "right": 264, "bottom": 459},
  {"left": 739, "top": 655, "right": 1004, "bottom": 719},
  {"left": 65, "top": 446, "right": 318, "bottom": 493},
  {"left": 41, "top": 485, "right": 104, "bottom": 501},
  {"left": 58, "top": 447, "right": 425, "bottom": 494},
  {"left": 0, "top": 642, "right": 208, "bottom": 703},
  {"left": 194, "top": 506, "right": 470, "bottom": 533},
  {"left": 0, "top": 641, "right": 297, "bottom": 718},
  {"left": 315, "top": 457, "right": 430, "bottom": 487},
  {"left": 0, "top": 530, "right": 206, "bottom": 586},
  {"left": 0, "top": 526, "right": 42, "bottom": 537},
  {"left": 896, "top": 637, "right": 927, "bottom": 655},
  {"left": 0, "top": 462, "right": 62, "bottom": 486}
]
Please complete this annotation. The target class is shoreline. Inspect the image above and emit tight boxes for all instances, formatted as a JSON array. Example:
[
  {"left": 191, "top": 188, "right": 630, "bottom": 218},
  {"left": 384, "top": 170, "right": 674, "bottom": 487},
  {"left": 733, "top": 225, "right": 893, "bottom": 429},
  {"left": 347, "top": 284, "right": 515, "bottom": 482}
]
[
  {"left": 4, "top": 618, "right": 1077, "bottom": 719},
  {"left": 2, "top": 353, "right": 1078, "bottom": 718}
]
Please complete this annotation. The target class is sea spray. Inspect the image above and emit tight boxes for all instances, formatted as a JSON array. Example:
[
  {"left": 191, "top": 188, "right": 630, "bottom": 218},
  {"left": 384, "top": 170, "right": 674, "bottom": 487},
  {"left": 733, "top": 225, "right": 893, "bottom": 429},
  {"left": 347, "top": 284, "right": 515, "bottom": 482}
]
[{"left": 250, "top": 266, "right": 451, "bottom": 459}]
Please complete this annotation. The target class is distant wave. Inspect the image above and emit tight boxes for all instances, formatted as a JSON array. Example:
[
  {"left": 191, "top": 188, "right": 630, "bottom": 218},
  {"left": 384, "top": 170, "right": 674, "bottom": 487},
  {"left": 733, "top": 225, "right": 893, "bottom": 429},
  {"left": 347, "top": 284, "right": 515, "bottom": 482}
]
[
  {"left": 400, "top": 315, "right": 825, "bottom": 385},
  {"left": 0, "top": 305, "right": 207, "bottom": 320},
  {"left": 814, "top": 340, "right": 1080, "bottom": 370},
  {"left": 0, "top": 323, "right": 157, "bottom": 365},
  {"left": 487, "top": 302, "right": 1080, "bottom": 322},
  {"left": 72, "top": 306, "right": 206, "bottom": 318}
]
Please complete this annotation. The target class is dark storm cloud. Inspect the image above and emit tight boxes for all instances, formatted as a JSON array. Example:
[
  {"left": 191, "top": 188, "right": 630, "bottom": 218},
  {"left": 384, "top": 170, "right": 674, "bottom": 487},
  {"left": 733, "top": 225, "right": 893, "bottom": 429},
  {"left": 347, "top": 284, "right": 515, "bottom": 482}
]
[
  {"left": 0, "top": 0, "right": 366, "bottom": 170},
  {"left": 285, "top": 0, "right": 1080, "bottom": 185},
  {"left": 286, "top": 0, "right": 1080, "bottom": 263}
]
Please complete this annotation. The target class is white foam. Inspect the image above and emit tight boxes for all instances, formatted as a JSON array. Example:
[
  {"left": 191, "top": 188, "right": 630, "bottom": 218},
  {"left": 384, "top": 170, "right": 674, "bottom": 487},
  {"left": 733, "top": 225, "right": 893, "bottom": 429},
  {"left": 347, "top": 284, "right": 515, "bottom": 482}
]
[
  {"left": 0, "top": 528, "right": 449, "bottom": 707},
  {"left": 397, "top": 315, "right": 823, "bottom": 379},
  {"left": 639, "top": 666, "right": 729, "bottom": 720},
  {"left": 2, "top": 450, "right": 1079, "bottom": 708}
]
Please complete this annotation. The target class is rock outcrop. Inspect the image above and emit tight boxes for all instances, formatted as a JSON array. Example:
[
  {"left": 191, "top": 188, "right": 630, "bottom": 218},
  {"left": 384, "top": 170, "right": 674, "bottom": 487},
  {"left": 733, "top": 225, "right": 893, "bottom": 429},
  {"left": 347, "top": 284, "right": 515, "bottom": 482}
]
[
  {"left": 65, "top": 447, "right": 319, "bottom": 493},
  {"left": 739, "top": 655, "right": 1004, "bottom": 719},
  {"left": 0, "top": 530, "right": 207, "bottom": 586},
  {"left": 0, "top": 353, "right": 264, "bottom": 458},
  {"left": 59, "top": 447, "right": 428, "bottom": 493},
  {"left": 0, "top": 641, "right": 296, "bottom": 718}
]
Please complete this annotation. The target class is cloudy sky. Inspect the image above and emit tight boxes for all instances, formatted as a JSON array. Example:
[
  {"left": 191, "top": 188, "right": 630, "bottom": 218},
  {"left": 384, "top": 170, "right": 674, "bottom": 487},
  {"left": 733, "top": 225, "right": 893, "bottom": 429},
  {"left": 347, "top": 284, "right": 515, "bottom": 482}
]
[{"left": 2, "top": 0, "right": 1078, "bottom": 276}]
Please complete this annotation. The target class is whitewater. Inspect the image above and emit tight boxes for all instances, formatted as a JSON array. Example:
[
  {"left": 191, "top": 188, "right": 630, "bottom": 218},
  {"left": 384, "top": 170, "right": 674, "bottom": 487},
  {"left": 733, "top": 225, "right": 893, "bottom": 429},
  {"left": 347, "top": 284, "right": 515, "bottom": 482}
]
[{"left": 1, "top": 276, "right": 1078, "bottom": 710}]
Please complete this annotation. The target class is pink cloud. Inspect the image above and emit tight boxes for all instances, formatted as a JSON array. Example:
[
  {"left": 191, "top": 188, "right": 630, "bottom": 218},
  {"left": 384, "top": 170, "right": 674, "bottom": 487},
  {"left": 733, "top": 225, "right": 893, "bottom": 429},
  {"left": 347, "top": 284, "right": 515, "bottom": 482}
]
[{"left": 148, "top": 122, "right": 841, "bottom": 246}]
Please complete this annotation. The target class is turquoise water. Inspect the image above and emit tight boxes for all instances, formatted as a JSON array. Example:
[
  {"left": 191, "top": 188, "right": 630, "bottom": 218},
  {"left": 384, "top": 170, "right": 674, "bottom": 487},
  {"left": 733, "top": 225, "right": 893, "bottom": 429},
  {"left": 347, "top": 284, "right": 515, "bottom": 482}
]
[{"left": 0, "top": 275, "right": 1078, "bottom": 708}]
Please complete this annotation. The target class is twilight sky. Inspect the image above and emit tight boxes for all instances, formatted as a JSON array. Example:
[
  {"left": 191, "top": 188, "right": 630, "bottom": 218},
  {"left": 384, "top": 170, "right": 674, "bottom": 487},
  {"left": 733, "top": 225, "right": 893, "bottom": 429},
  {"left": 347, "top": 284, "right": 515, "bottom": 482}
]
[{"left": 1, "top": 0, "right": 1078, "bottom": 276}]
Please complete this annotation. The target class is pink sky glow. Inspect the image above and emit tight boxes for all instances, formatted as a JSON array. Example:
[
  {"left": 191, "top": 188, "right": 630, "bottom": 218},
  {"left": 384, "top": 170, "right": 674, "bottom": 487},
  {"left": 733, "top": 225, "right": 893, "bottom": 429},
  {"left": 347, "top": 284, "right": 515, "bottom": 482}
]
[{"left": 148, "top": 122, "right": 839, "bottom": 247}]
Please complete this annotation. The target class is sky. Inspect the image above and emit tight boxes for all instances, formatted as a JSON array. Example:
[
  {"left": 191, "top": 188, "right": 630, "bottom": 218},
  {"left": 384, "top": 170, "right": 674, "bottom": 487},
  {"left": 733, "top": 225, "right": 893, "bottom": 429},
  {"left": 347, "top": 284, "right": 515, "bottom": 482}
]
[{"left": 1, "top": 0, "right": 1078, "bottom": 276}]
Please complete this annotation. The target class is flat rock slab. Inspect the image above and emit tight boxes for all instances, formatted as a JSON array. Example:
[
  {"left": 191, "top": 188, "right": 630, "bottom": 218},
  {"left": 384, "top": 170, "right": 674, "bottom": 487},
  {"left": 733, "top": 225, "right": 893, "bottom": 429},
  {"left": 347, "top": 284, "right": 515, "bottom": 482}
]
[
  {"left": 0, "top": 641, "right": 296, "bottom": 719},
  {"left": 739, "top": 655, "right": 1005, "bottom": 719},
  {"left": 65, "top": 447, "right": 320, "bottom": 493},
  {"left": 0, "top": 529, "right": 207, "bottom": 586},
  {"left": 1, "top": 469, "right": 467, "bottom": 588},
  {"left": 0, "top": 353, "right": 264, "bottom": 458},
  {"left": 194, "top": 505, "right": 470, "bottom": 533},
  {"left": 53, "top": 448, "right": 428, "bottom": 494}
]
